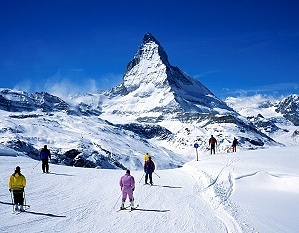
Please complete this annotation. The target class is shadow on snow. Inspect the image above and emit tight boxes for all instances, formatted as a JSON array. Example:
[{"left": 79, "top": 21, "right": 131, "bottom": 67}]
[
  {"left": 0, "top": 201, "right": 66, "bottom": 218},
  {"left": 151, "top": 184, "right": 182, "bottom": 189},
  {"left": 24, "top": 210, "right": 66, "bottom": 218},
  {"left": 132, "top": 208, "right": 170, "bottom": 212}
]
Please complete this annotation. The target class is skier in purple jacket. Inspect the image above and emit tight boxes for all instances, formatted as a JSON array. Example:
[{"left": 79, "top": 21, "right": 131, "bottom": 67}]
[{"left": 119, "top": 170, "right": 135, "bottom": 210}]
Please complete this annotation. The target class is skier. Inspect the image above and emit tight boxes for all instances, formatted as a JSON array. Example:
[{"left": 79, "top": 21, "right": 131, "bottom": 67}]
[
  {"left": 144, "top": 156, "right": 155, "bottom": 185},
  {"left": 209, "top": 135, "right": 217, "bottom": 154},
  {"left": 232, "top": 137, "right": 238, "bottom": 152},
  {"left": 40, "top": 145, "right": 51, "bottom": 173},
  {"left": 8, "top": 166, "right": 27, "bottom": 211},
  {"left": 144, "top": 152, "right": 150, "bottom": 162},
  {"left": 119, "top": 170, "right": 135, "bottom": 210}
]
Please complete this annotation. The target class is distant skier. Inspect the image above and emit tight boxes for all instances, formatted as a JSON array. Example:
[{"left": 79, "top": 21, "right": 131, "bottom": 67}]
[
  {"left": 144, "top": 156, "right": 155, "bottom": 185},
  {"left": 119, "top": 170, "right": 135, "bottom": 210},
  {"left": 8, "top": 166, "right": 26, "bottom": 211},
  {"left": 144, "top": 152, "right": 150, "bottom": 162},
  {"left": 209, "top": 135, "right": 217, "bottom": 154},
  {"left": 232, "top": 137, "right": 238, "bottom": 152},
  {"left": 40, "top": 145, "right": 51, "bottom": 173}
]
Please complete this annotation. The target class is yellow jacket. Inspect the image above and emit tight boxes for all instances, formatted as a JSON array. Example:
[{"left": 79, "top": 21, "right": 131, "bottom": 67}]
[{"left": 8, "top": 173, "right": 26, "bottom": 191}]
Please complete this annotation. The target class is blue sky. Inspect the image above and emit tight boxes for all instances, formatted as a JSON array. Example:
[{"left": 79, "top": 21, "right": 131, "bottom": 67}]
[{"left": 1, "top": 0, "right": 298, "bottom": 99}]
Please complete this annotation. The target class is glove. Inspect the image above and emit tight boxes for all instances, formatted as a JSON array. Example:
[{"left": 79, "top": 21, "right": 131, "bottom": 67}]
[{"left": 9, "top": 189, "right": 11, "bottom": 192}]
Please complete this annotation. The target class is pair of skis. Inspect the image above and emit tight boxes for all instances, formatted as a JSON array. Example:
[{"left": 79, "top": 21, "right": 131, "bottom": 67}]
[
  {"left": 12, "top": 204, "right": 30, "bottom": 214},
  {"left": 117, "top": 204, "right": 139, "bottom": 212}
]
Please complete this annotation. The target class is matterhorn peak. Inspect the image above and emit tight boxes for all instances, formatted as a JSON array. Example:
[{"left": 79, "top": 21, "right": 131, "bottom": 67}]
[
  {"left": 142, "top": 32, "right": 160, "bottom": 45},
  {"left": 106, "top": 33, "right": 232, "bottom": 118},
  {"left": 125, "top": 32, "right": 170, "bottom": 75}
]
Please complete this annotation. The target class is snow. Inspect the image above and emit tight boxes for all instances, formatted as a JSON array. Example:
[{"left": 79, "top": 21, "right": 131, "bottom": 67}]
[
  {"left": 225, "top": 95, "right": 281, "bottom": 118},
  {"left": 1, "top": 145, "right": 299, "bottom": 233}
]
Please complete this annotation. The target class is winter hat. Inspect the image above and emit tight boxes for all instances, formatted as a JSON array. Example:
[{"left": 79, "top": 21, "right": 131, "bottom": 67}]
[
  {"left": 15, "top": 166, "right": 21, "bottom": 172},
  {"left": 126, "top": 170, "right": 130, "bottom": 174}
]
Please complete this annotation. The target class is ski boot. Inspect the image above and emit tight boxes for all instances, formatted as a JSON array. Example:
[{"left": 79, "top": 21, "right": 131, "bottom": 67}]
[
  {"left": 120, "top": 202, "right": 125, "bottom": 210},
  {"left": 20, "top": 205, "right": 25, "bottom": 212},
  {"left": 130, "top": 201, "right": 135, "bottom": 211}
]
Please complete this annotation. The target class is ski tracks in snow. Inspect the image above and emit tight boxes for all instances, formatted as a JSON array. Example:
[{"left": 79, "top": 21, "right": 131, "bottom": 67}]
[{"left": 181, "top": 158, "right": 243, "bottom": 232}]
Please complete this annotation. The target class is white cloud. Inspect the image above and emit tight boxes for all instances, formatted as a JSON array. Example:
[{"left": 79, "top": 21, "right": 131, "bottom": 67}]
[{"left": 13, "top": 80, "right": 32, "bottom": 93}]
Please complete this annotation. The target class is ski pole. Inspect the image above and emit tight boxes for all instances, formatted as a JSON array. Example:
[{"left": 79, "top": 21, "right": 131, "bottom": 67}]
[
  {"left": 113, "top": 193, "right": 122, "bottom": 209},
  {"left": 10, "top": 190, "right": 14, "bottom": 212},
  {"left": 154, "top": 172, "right": 160, "bottom": 178},
  {"left": 139, "top": 173, "right": 145, "bottom": 183},
  {"left": 23, "top": 188, "right": 26, "bottom": 208},
  {"left": 22, "top": 189, "right": 30, "bottom": 209},
  {"left": 33, "top": 160, "right": 40, "bottom": 169}
]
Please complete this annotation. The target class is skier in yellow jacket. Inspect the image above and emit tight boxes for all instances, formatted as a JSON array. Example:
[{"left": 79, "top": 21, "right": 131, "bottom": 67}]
[{"left": 8, "top": 166, "right": 26, "bottom": 211}]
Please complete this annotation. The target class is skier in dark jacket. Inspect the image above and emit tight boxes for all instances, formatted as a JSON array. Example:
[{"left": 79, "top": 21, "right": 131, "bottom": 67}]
[
  {"left": 209, "top": 135, "right": 217, "bottom": 154},
  {"left": 144, "top": 156, "right": 155, "bottom": 185},
  {"left": 40, "top": 145, "right": 51, "bottom": 173},
  {"left": 232, "top": 137, "right": 238, "bottom": 152}
]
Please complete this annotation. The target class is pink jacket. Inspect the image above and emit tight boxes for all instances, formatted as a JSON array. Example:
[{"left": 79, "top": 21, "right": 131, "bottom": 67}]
[{"left": 119, "top": 174, "right": 135, "bottom": 190}]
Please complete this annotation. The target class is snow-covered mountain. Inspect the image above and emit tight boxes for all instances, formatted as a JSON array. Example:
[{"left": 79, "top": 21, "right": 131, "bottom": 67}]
[
  {"left": 276, "top": 94, "right": 299, "bottom": 126},
  {"left": 0, "top": 89, "right": 70, "bottom": 113},
  {"left": 100, "top": 33, "right": 279, "bottom": 152},
  {"left": 104, "top": 32, "right": 231, "bottom": 116},
  {"left": 0, "top": 33, "right": 298, "bottom": 170},
  {"left": 225, "top": 94, "right": 299, "bottom": 146},
  {"left": 0, "top": 88, "right": 186, "bottom": 170}
]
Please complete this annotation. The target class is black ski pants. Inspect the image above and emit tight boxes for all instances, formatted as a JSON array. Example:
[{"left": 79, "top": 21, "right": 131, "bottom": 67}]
[
  {"left": 13, "top": 190, "right": 24, "bottom": 205},
  {"left": 145, "top": 171, "right": 153, "bottom": 185},
  {"left": 210, "top": 144, "right": 216, "bottom": 154},
  {"left": 42, "top": 159, "right": 49, "bottom": 173}
]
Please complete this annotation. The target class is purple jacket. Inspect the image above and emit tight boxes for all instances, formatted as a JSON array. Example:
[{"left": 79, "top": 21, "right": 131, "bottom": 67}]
[{"left": 119, "top": 174, "right": 135, "bottom": 190}]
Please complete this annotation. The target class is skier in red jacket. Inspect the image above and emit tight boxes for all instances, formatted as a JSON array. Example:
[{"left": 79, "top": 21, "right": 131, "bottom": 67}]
[{"left": 209, "top": 135, "right": 217, "bottom": 154}]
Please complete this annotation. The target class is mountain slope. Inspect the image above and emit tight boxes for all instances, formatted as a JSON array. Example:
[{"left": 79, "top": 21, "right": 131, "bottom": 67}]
[{"left": 1, "top": 146, "right": 299, "bottom": 233}]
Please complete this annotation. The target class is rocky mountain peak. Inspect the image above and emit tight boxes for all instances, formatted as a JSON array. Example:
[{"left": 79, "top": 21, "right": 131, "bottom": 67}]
[
  {"left": 143, "top": 32, "right": 160, "bottom": 45},
  {"left": 276, "top": 94, "right": 299, "bottom": 126},
  {"left": 124, "top": 32, "right": 170, "bottom": 76},
  {"left": 109, "top": 33, "right": 231, "bottom": 115}
]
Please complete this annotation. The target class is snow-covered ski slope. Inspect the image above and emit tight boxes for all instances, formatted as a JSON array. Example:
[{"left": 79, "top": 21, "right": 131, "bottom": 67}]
[{"left": 1, "top": 146, "right": 299, "bottom": 233}]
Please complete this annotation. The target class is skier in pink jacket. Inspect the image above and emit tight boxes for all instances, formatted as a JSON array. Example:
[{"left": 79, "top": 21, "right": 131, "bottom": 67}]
[{"left": 119, "top": 170, "right": 135, "bottom": 210}]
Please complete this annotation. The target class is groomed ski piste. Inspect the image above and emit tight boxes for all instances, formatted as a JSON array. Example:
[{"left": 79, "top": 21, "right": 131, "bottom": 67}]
[{"left": 1, "top": 146, "right": 299, "bottom": 233}]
